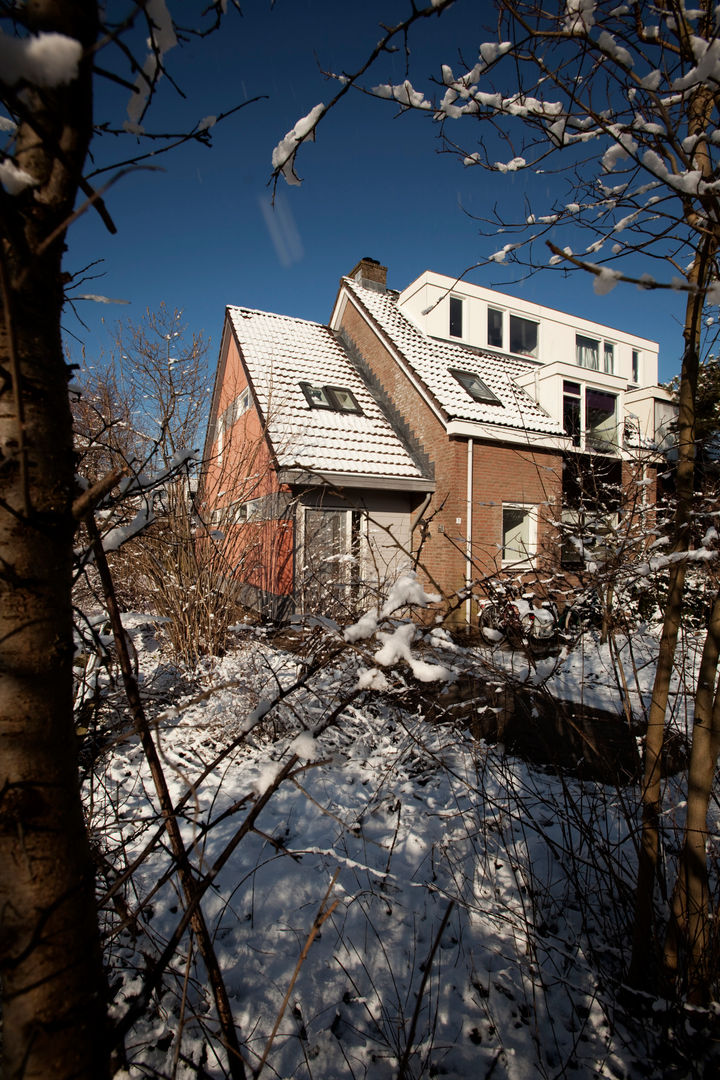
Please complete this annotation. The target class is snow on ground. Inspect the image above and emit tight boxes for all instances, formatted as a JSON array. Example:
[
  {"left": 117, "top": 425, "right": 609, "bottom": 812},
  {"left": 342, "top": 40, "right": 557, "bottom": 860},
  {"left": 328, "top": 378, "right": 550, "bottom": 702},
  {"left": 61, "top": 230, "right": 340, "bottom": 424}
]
[
  {"left": 83, "top": 615, "right": 718, "bottom": 1079},
  {"left": 482, "top": 621, "right": 703, "bottom": 736}
]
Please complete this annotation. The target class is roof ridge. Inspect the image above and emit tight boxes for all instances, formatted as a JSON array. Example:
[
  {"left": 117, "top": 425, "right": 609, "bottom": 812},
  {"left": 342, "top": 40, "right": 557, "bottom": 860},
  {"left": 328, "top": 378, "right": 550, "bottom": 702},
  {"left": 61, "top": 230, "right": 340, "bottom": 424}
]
[
  {"left": 226, "top": 304, "right": 330, "bottom": 331},
  {"left": 340, "top": 270, "right": 563, "bottom": 435}
]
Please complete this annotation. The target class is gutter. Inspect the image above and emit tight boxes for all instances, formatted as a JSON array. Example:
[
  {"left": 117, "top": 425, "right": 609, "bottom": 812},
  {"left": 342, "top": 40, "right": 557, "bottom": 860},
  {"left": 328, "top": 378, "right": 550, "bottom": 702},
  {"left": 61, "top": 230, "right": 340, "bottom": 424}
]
[{"left": 277, "top": 468, "right": 435, "bottom": 493}]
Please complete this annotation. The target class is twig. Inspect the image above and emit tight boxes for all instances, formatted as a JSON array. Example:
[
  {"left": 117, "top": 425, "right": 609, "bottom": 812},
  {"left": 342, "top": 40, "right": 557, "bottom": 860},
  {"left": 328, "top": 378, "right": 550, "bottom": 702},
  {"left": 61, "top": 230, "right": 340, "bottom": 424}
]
[
  {"left": 72, "top": 466, "right": 129, "bottom": 522},
  {"left": 88, "top": 515, "right": 248, "bottom": 1080},
  {"left": 396, "top": 900, "right": 455, "bottom": 1080},
  {"left": 253, "top": 870, "right": 341, "bottom": 1079}
]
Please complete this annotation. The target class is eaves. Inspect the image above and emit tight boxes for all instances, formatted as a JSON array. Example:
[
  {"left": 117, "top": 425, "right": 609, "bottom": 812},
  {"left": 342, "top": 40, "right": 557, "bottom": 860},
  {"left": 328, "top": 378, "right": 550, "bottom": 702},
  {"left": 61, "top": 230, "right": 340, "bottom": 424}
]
[
  {"left": 445, "top": 419, "right": 570, "bottom": 450},
  {"left": 277, "top": 468, "right": 436, "bottom": 493}
]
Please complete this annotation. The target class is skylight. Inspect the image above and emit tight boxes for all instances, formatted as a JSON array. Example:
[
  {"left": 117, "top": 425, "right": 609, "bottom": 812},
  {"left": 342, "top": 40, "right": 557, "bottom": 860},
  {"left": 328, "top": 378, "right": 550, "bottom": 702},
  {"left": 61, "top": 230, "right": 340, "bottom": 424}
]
[
  {"left": 449, "top": 368, "right": 501, "bottom": 405},
  {"left": 300, "top": 382, "right": 363, "bottom": 414}
]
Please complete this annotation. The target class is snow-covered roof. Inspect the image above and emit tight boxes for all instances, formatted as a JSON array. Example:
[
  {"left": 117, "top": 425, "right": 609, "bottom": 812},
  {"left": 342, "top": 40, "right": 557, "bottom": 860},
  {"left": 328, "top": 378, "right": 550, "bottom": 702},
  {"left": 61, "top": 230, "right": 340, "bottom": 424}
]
[
  {"left": 226, "top": 306, "right": 430, "bottom": 485},
  {"left": 340, "top": 277, "right": 565, "bottom": 436}
]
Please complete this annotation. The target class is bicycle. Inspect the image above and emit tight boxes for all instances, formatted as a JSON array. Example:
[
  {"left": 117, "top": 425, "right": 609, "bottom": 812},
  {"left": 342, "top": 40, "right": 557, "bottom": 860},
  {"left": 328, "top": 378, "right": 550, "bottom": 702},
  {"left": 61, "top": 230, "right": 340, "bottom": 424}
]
[{"left": 478, "top": 590, "right": 558, "bottom": 646}]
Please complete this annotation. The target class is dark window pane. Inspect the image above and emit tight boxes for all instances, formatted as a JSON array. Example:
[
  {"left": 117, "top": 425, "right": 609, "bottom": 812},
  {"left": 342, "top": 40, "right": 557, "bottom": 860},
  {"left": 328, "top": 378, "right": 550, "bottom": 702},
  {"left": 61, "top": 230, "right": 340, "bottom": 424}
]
[
  {"left": 586, "top": 390, "right": 616, "bottom": 450},
  {"left": 449, "top": 296, "right": 463, "bottom": 338},
  {"left": 509, "top": 315, "right": 538, "bottom": 357},
  {"left": 563, "top": 395, "right": 581, "bottom": 446},
  {"left": 488, "top": 307, "right": 503, "bottom": 348},
  {"left": 327, "top": 386, "right": 362, "bottom": 414}
]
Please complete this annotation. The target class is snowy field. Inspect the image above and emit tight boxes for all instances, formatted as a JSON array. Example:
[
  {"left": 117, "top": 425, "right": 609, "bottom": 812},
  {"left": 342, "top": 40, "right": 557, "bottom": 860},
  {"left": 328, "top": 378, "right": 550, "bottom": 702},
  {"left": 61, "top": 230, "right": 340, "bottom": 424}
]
[{"left": 83, "top": 613, "right": 719, "bottom": 1079}]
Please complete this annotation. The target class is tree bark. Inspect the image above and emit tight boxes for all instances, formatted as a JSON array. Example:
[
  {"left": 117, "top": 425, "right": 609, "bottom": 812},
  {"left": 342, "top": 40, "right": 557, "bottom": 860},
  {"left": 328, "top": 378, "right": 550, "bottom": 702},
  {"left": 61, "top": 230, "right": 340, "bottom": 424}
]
[
  {"left": 0, "top": 3, "right": 110, "bottom": 1077},
  {"left": 628, "top": 245, "right": 708, "bottom": 989},
  {"left": 663, "top": 589, "right": 720, "bottom": 1001}
]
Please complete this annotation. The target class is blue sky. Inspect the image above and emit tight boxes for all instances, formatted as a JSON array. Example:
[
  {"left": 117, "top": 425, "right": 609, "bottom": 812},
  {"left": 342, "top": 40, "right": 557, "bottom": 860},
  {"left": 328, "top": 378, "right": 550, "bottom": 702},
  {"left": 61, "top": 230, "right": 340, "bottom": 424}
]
[{"left": 64, "top": 0, "right": 688, "bottom": 383}]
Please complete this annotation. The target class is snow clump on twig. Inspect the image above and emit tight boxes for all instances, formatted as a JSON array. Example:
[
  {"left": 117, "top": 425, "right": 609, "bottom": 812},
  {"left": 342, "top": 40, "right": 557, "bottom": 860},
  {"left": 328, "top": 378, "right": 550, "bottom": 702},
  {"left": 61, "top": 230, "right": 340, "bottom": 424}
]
[
  {"left": 272, "top": 103, "right": 325, "bottom": 185},
  {"left": 0, "top": 29, "right": 82, "bottom": 87}
]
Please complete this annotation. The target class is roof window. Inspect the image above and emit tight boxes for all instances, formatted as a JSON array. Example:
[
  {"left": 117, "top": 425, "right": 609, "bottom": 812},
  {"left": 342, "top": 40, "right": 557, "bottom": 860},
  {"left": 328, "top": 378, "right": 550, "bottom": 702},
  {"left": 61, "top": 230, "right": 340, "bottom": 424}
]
[
  {"left": 300, "top": 382, "right": 363, "bottom": 414},
  {"left": 449, "top": 368, "right": 501, "bottom": 405}
]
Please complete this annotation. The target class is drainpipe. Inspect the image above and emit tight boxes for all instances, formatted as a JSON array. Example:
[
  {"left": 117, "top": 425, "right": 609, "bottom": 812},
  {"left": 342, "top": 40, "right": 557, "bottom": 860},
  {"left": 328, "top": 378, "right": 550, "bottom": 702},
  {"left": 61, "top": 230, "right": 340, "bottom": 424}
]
[{"left": 466, "top": 438, "right": 473, "bottom": 625}]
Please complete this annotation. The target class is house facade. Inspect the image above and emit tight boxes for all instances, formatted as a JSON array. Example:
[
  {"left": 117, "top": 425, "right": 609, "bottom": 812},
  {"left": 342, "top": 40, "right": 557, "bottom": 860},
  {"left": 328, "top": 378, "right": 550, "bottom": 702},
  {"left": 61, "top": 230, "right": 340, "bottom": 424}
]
[{"left": 202, "top": 259, "right": 672, "bottom": 622}]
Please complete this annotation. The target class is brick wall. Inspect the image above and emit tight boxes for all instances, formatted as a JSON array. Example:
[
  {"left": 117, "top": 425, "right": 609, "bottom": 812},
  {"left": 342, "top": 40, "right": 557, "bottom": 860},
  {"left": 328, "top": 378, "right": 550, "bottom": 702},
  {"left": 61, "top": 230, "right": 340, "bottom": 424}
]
[{"left": 339, "top": 295, "right": 563, "bottom": 610}]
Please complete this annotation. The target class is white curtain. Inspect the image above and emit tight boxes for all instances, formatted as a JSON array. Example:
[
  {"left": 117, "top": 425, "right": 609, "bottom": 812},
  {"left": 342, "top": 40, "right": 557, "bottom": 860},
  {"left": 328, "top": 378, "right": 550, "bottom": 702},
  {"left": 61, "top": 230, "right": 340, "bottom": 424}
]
[{"left": 576, "top": 335, "right": 599, "bottom": 369}]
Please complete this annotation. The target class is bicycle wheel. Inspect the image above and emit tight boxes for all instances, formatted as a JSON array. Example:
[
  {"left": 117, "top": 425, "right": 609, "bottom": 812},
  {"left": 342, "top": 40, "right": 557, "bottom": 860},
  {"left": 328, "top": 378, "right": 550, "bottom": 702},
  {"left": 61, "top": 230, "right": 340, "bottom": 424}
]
[{"left": 479, "top": 603, "right": 506, "bottom": 644}]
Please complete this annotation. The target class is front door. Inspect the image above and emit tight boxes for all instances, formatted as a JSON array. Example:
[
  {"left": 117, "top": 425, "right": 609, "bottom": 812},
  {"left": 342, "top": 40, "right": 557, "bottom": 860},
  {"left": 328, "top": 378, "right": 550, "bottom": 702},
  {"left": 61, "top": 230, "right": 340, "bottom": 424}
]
[{"left": 301, "top": 508, "right": 349, "bottom": 616}]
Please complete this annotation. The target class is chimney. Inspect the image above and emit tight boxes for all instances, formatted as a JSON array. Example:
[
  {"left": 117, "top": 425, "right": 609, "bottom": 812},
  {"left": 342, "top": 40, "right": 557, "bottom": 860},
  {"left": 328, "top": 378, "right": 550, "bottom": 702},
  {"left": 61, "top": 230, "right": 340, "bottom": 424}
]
[{"left": 348, "top": 257, "right": 387, "bottom": 291}]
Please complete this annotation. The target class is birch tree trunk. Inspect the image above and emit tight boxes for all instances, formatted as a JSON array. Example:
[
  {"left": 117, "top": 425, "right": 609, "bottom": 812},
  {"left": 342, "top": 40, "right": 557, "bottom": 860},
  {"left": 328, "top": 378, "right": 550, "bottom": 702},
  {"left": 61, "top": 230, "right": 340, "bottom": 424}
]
[{"left": 0, "top": 3, "right": 110, "bottom": 1077}]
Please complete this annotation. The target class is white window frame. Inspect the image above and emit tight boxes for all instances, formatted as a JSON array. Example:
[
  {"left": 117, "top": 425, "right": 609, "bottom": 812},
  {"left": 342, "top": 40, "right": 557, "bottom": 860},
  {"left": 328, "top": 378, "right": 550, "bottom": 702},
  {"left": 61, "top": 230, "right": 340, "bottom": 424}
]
[
  {"left": 563, "top": 381, "right": 618, "bottom": 453},
  {"left": 238, "top": 387, "right": 251, "bottom": 416},
  {"left": 501, "top": 503, "right": 538, "bottom": 566},
  {"left": 576, "top": 333, "right": 616, "bottom": 373},
  {"left": 215, "top": 414, "right": 225, "bottom": 464}
]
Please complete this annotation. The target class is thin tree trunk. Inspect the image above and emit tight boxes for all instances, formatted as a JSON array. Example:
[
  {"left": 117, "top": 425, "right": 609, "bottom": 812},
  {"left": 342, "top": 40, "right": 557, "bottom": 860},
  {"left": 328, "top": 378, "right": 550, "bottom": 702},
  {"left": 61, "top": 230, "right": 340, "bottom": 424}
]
[
  {"left": 628, "top": 244, "right": 708, "bottom": 988},
  {"left": 664, "top": 589, "right": 720, "bottom": 1001},
  {"left": 88, "top": 517, "right": 248, "bottom": 1080}
]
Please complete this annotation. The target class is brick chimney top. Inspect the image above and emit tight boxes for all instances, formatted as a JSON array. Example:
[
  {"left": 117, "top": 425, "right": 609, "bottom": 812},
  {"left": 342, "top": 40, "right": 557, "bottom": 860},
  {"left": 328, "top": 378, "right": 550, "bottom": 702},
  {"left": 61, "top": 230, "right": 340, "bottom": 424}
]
[{"left": 348, "top": 257, "right": 387, "bottom": 291}]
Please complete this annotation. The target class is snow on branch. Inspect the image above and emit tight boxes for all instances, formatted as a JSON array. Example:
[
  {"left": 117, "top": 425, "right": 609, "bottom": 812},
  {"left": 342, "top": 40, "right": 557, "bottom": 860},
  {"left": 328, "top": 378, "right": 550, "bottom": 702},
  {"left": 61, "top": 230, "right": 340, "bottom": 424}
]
[
  {"left": 0, "top": 28, "right": 82, "bottom": 87},
  {"left": 380, "top": 572, "right": 441, "bottom": 618},
  {"left": 0, "top": 159, "right": 36, "bottom": 195},
  {"left": 372, "top": 80, "right": 433, "bottom": 109},
  {"left": 271, "top": 103, "right": 326, "bottom": 186},
  {"left": 101, "top": 500, "right": 156, "bottom": 552},
  {"left": 373, "top": 622, "right": 454, "bottom": 683},
  {"left": 125, "top": 0, "right": 178, "bottom": 130},
  {"left": 563, "top": 0, "right": 595, "bottom": 36}
]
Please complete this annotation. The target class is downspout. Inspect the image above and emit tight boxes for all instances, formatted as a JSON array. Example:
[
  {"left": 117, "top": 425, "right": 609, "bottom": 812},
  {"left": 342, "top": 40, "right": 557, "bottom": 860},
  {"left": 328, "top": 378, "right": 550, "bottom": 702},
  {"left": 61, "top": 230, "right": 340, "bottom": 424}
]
[{"left": 466, "top": 438, "right": 473, "bottom": 625}]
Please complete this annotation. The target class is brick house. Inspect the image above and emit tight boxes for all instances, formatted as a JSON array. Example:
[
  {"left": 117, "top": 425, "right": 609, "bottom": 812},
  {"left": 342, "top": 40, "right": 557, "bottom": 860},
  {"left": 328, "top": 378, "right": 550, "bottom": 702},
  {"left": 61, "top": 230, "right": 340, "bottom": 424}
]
[{"left": 202, "top": 259, "right": 672, "bottom": 622}]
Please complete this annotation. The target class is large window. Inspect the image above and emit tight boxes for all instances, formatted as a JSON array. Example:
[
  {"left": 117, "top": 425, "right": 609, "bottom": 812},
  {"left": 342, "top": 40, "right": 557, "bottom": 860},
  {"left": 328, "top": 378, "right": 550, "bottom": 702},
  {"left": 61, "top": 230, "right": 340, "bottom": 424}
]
[
  {"left": 502, "top": 504, "right": 537, "bottom": 565},
  {"left": 449, "top": 296, "right": 463, "bottom": 338},
  {"left": 563, "top": 382, "right": 617, "bottom": 452},
  {"left": 586, "top": 389, "right": 617, "bottom": 451},
  {"left": 509, "top": 315, "right": 538, "bottom": 357},
  {"left": 488, "top": 307, "right": 503, "bottom": 348}
]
